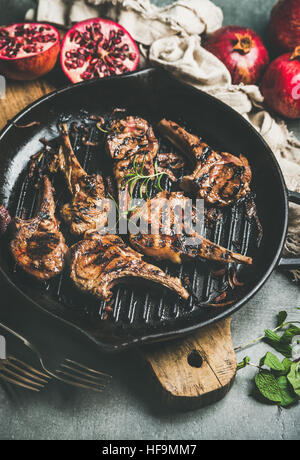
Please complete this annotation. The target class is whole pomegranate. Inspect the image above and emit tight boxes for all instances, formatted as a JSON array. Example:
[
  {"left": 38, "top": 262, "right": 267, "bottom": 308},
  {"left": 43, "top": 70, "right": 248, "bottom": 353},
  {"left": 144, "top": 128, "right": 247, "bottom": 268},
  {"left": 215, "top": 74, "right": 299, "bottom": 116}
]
[
  {"left": 269, "top": 0, "right": 300, "bottom": 53},
  {"left": 261, "top": 47, "right": 300, "bottom": 119},
  {"left": 60, "top": 18, "right": 140, "bottom": 83},
  {"left": 204, "top": 25, "right": 269, "bottom": 85},
  {"left": 0, "top": 23, "right": 60, "bottom": 80}
]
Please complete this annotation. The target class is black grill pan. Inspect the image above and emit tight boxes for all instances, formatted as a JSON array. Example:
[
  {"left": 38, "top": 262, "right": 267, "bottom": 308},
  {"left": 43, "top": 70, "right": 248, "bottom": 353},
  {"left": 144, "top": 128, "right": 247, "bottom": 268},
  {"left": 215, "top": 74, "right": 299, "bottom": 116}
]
[{"left": 0, "top": 68, "right": 299, "bottom": 353}]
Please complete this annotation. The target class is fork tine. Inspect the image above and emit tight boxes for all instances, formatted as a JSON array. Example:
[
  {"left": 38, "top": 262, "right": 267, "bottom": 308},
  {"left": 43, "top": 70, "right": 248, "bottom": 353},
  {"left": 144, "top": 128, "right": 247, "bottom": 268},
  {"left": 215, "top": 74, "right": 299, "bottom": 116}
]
[
  {"left": 3, "top": 360, "right": 49, "bottom": 384},
  {"left": 60, "top": 362, "right": 110, "bottom": 383},
  {"left": 51, "top": 373, "right": 105, "bottom": 392},
  {"left": 7, "top": 355, "right": 51, "bottom": 379},
  {"left": 0, "top": 371, "right": 41, "bottom": 392},
  {"left": 64, "top": 359, "right": 111, "bottom": 378},
  {"left": 56, "top": 368, "right": 106, "bottom": 389},
  {"left": 0, "top": 363, "right": 44, "bottom": 388}
]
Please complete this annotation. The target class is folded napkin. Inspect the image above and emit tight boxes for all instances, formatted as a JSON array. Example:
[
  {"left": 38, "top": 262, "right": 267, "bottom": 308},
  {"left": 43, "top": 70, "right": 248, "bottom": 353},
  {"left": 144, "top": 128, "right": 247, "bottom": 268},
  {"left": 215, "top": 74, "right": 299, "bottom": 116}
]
[{"left": 26, "top": 0, "right": 300, "bottom": 279}]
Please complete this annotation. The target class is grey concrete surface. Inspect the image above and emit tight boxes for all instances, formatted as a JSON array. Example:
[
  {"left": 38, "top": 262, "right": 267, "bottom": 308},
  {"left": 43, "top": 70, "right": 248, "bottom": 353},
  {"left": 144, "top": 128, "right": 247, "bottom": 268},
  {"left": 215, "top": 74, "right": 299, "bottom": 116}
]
[{"left": 0, "top": 0, "right": 299, "bottom": 441}]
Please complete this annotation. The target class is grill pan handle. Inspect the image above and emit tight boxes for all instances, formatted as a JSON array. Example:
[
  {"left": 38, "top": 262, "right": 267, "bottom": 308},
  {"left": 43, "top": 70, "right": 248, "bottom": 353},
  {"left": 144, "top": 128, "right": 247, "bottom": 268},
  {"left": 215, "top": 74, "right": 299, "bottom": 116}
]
[{"left": 278, "top": 190, "right": 300, "bottom": 270}]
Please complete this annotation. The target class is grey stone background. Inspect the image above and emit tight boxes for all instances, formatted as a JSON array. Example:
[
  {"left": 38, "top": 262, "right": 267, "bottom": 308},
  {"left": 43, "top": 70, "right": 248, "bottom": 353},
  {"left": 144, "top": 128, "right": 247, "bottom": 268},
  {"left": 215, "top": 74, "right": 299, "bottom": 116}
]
[{"left": 0, "top": 0, "right": 299, "bottom": 441}]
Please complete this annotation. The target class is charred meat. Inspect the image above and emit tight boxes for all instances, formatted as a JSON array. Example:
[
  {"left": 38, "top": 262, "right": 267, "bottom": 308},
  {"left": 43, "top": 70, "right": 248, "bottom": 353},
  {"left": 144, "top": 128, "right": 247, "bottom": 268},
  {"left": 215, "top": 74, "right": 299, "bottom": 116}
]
[
  {"left": 158, "top": 119, "right": 252, "bottom": 207},
  {"left": 106, "top": 116, "right": 158, "bottom": 161},
  {"left": 70, "top": 233, "right": 190, "bottom": 302},
  {"left": 58, "top": 123, "right": 111, "bottom": 236},
  {"left": 106, "top": 117, "right": 158, "bottom": 202},
  {"left": 156, "top": 152, "right": 185, "bottom": 182},
  {"left": 129, "top": 191, "right": 252, "bottom": 265},
  {"left": 0, "top": 205, "right": 11, "bottom": 235},
  {"left": 11, "top": 176, "right": 68, "bottom": 280}
]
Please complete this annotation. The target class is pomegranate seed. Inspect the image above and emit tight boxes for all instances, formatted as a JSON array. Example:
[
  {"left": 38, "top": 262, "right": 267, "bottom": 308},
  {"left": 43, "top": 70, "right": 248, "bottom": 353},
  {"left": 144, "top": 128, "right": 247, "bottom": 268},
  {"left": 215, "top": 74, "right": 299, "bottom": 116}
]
[
  {"left": 65, "top": 60, "right": 73, "bottom": 67},
  {"left": 81, "top": 71, "right": 92, "bottom": 80},
  {"left": 70, "top": 31, "right": 77, "bottom": 42}
]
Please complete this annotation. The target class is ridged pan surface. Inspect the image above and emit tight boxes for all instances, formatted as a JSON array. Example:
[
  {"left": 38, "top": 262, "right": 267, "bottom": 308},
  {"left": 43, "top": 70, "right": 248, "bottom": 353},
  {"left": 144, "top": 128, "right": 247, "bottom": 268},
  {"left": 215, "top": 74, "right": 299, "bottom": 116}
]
[{"left": 0, "top": 69, "right": 288, "bottom": 352}]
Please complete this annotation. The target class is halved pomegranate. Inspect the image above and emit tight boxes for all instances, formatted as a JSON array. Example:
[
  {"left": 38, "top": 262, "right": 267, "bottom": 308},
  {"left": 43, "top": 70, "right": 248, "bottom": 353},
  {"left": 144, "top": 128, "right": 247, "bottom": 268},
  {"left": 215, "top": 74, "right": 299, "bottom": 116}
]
[
  {"left": 60, "top": 18, "right": 140, "bottom": 83},
  {"left": 0, "top": 23, "right": 60, "bottom": 80}
]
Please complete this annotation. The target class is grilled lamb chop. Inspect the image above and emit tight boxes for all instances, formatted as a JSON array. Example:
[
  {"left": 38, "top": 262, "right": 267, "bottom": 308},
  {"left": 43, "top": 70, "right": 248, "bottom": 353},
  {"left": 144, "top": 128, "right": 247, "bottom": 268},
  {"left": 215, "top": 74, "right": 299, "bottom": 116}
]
[
  {"left": 107, "top": 116, "right": 159, "bottom": 161},
  {"left": 11, "top": 176, "right": 68, "bottom": 280},
  {"left": 156, "top": 152, "right": 185, "bottom": 182},
  {"left": 129, "top": 191, "right": 252, "bottom": 265},
  {"left": 58, "top": 123, "right": 111, "bottom": 236},
  {"left": 106, "top": 117, "right": 158, "bottom": 204},
  {"left": 158, "top": 119, "right": 252, "bottom": 207},
  {"left": 70, "top": 233, "right": 189, "bottom": 302}
]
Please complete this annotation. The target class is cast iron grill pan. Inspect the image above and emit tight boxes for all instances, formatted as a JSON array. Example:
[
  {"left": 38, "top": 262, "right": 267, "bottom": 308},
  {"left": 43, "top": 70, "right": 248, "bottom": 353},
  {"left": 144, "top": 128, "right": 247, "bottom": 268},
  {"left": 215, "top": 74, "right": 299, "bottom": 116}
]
[{"left": 0, "top": 69, "right": 288, "bottom": 352}]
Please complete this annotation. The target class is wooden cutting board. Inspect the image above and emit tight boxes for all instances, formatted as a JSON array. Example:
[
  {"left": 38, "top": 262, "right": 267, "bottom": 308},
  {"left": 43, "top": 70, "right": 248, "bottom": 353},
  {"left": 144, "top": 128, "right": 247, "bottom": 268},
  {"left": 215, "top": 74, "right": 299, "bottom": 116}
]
[
  {"left": 0, "top": 78, "right": 56, "bottom": 127},
  {"left": 141, "top": 318, "right": 236, "bottom": 410},
  {"left": 0, "top": 77, "right": 237, "bottom": 410}
]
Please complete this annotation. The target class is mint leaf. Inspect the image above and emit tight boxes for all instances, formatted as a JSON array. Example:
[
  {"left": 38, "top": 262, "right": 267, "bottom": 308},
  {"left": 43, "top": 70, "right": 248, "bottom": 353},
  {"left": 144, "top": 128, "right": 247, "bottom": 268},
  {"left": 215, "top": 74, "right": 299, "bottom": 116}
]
[
  {"left": 277, "top": 376, "right": 298, "bottom": 407},
  {"left": 281, "top": 358, "right": 293, "bottom": 374},
  {"left": 237, "top": 356, "right": 251, "bottom": 371},
  {"left": 263, "top": 329, "right": 293, "bottom": 357},
  {"left": 259, "top": 352, "right": 285, "bottom": 371},
  {"left": 280, "top": 325, "right": 300, "bottom": 345},
  {"left": 255, "top": 371, "right": 282, "bottom": 404},
  {"left": 287, "top": 363, "right": 300, "bottom": 397},
  {"left": 277, "top": 311, "right": 288, "bottom": 327},
  {"left": 264, "top": 329, "right": 281, "bottom": 342}
]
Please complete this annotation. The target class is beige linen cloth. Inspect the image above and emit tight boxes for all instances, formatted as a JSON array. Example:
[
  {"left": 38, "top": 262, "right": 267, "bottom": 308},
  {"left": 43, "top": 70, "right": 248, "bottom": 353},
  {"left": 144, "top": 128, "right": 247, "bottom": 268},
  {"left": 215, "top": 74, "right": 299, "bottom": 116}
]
[{"left": 26, "top": 0, "right": 300, "bottom": 279}]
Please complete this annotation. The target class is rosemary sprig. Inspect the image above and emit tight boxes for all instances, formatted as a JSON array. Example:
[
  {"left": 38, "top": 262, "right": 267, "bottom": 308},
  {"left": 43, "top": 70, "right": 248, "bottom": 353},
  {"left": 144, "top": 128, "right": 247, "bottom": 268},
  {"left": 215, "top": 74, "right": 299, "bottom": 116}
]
[
  {"left": 121, "top": 155, "right": 167, "bottom": 200},
  {"left": 107, "top": 193, "right": 138, "bottom": 231}
]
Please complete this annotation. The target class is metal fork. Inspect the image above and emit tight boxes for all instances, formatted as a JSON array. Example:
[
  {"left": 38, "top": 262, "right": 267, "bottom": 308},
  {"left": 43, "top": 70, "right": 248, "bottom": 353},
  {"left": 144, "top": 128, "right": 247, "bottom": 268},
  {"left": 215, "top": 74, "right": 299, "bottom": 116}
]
[
  {"left": 0, "top": 321, "right": 111, "bottom": 392},
  {"left": 0, "top": 354, "right": 51, "bottom": 392}
]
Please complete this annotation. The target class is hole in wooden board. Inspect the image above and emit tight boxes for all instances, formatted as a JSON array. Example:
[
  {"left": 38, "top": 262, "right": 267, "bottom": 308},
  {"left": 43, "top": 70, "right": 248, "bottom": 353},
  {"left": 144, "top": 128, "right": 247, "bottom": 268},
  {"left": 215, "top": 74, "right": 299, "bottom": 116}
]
[{"left": 187, "top": 349, "right": 203, "bottom": 368}]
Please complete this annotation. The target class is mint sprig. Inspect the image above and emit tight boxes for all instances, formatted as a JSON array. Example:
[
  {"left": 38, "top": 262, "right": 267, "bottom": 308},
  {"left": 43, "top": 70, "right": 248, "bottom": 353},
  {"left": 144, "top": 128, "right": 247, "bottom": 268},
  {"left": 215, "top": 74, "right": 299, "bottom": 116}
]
[
  {"left": 236, "top": 309, "right": 300, "bottom": 408},
  {"left": 235, "top": 310, "right": 300, "bottom": 354}
]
